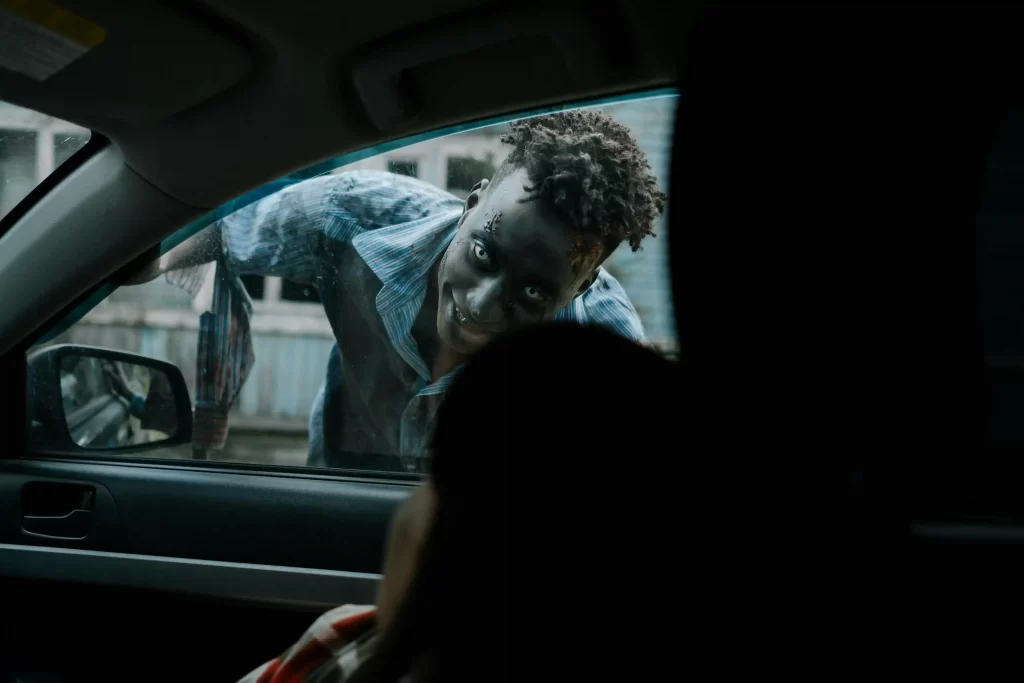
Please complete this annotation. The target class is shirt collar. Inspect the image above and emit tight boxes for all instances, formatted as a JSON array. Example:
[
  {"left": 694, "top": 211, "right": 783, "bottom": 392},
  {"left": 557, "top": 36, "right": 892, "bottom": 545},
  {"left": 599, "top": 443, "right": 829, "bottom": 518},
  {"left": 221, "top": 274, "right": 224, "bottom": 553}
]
[
  {"left": 351, "top": 210, "right": 461, "bottom": 315},
  {"left": 351, "top": 210, "right": 462, "bottom": 381}
]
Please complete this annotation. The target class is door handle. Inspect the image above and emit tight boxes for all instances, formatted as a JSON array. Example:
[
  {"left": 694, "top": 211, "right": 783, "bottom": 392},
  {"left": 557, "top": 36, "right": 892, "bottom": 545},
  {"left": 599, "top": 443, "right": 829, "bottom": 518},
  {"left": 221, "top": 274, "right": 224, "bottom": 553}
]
[
  {"left": 22, "top": 509, "right": 93, "bottom": 540},
  {"left": 21, "top": 509, "right": 94, "bottom": 540},
  {"left": 20, "top": 482, "right": 95, "bottom": 540}
]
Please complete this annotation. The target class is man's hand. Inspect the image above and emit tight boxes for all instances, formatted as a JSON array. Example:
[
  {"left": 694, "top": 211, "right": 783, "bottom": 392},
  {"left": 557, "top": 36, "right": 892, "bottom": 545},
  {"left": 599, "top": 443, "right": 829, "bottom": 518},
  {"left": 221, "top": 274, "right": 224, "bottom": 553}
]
[
  {"left": 120, "top": 227, "right": 222, "bottom": 286},
  {"left": 121, "top": 255, "right": 165, "bottom": 286},
  {"left": 102, "top": 361, "right": 134, "bottom": 400}
]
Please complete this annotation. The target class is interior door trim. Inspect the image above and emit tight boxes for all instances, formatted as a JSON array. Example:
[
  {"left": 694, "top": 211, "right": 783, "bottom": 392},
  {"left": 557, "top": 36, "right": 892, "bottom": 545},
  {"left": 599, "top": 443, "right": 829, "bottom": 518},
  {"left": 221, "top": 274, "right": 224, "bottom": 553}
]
[
  {"left": 0, "top": 543, "right": 381, "bottom": 610},
  {"left": 912, "top": 521, "right": 1024, "bottom": 544}
]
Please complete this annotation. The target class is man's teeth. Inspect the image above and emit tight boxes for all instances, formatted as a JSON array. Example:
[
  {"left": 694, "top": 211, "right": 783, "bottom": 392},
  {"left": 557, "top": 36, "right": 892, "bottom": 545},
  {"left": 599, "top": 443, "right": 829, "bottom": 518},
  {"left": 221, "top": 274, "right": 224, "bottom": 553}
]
[{"left": 455, "top": 304, "right": 467, "bottom": 324}]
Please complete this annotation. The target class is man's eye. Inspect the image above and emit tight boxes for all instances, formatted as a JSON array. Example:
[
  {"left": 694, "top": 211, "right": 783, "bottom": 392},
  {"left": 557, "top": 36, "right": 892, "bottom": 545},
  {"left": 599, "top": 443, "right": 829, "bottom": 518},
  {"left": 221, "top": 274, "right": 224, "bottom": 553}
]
[
  {"left": 523, "top": 286, "right": 545, "bottom": 302},
  {"left": 472, "top": 241, "right": 490, "bottom": 263}
]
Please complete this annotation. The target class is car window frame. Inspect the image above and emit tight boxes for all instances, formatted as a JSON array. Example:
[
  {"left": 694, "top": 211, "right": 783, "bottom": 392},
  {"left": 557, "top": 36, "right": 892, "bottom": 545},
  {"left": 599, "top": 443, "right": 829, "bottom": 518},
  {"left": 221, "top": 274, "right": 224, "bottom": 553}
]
[
  {"left": 20, "top": 88, "right": 678, "bottom": 480},
  {"left": 0, "top": 132, "right": 109, "bottom": 246}
]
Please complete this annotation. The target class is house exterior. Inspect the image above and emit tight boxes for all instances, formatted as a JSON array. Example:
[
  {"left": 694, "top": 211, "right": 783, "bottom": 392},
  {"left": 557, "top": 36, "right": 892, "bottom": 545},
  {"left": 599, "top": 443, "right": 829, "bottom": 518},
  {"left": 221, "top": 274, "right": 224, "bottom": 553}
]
[{"left": 0, "top": 102, "right": 90, "bottom": 215}]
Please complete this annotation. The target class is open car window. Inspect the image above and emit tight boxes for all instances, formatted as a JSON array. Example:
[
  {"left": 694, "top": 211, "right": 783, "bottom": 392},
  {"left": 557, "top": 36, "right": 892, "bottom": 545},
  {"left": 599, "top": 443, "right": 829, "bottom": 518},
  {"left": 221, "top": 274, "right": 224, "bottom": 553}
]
[
  {"left": 0, "top": 100, "right": 90, "bottom": 219},
  {"left": 28, "top": 93, "right": 677, "bottom": 476}
]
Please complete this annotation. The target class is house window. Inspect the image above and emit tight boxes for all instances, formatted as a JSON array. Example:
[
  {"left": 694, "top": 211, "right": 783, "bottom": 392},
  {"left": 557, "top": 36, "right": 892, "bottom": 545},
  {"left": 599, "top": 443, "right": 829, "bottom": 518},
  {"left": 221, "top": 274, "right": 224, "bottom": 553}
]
[
  {"left": 53, "top": 132, "right": 90, "bottom": 166},
  {"left": 240, "top": 274, "right": 319, "bottom": 305},
  {"left": 0, "top": 129, "right": 38, "bottom": 217},
  {"left": 387, "top": 159, "right": 418, "bottom": 178},
  {"left": 446, "top": 155, "right": 496, "bottom": 198},
  {"left": 240, "top": 274, "right": 265, "bottom": 300},
  {"left": 281, "top": 278, "right": 320, "bottom": 303}
]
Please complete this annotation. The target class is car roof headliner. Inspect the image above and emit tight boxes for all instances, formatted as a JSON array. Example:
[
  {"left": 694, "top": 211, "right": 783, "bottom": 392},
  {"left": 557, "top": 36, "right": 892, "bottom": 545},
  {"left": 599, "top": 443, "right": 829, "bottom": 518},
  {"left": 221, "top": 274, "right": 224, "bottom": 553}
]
[{"left": 0, "top": 0, "right": 682, "bottom": 209}]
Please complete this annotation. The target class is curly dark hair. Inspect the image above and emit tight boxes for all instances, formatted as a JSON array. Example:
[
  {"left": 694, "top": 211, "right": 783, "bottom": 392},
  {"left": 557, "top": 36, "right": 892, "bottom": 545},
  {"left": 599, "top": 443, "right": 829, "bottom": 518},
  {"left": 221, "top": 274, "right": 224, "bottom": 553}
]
[{"left": 491, "top": 109, "right": 666, "bottom": 253}]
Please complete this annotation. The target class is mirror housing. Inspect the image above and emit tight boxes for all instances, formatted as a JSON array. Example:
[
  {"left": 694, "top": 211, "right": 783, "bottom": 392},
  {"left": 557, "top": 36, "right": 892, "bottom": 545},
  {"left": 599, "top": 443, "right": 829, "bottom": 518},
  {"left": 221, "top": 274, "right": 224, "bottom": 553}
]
[{"left": 27, "top": 344, "right": 193, "bottom": 454}]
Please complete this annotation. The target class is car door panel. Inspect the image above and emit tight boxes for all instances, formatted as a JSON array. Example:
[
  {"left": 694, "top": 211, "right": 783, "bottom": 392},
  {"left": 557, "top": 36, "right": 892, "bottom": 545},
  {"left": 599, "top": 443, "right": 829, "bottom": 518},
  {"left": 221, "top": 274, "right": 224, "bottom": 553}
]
[
  {"left": 0, "top": 575, "right": 326, "bottom": 682},
  {"left": 0, "top": 458, "right": 409, "bottom": 574},
  {"left": 0, "top": 457, "right": 405, "bottom": 681},
  {"left": 0, "top": 542, "right": 378, "bottom": 611}
]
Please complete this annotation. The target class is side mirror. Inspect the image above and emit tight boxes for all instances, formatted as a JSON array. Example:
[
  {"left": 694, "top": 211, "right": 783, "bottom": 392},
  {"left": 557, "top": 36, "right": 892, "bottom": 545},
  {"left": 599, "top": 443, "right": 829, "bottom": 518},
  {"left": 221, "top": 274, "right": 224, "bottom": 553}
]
[{"left": 27, "top": 344, "right": 193, "bottom": 454}]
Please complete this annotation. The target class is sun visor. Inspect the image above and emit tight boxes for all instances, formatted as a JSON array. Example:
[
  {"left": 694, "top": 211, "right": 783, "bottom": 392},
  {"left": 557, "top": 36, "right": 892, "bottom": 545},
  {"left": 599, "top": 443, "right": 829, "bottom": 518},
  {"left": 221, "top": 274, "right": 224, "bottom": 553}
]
[
  {"left": 352, "top": 6, "right": 636, "bottom": 133},
  {"left": 0, "top": 0, "right": 252, "bottom": 127}
]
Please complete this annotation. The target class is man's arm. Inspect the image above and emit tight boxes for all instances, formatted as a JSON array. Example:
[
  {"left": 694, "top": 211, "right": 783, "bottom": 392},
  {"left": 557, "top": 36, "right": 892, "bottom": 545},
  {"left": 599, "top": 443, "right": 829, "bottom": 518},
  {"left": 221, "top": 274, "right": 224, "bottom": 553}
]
[
  {"left": 236, "top": 605, "right": 377, "bottom": 683},
  {"left": 160, "top": 225, "right": 223, "bottom": 274},
  {"left": 124, "top": 176, "right": 337, "bottom": 285},
  {"left": 101, "top": 361, "right": 147, "bottom": 418},
  {"left": 123, "top": 226, "right": 222, "bottom": 284}
]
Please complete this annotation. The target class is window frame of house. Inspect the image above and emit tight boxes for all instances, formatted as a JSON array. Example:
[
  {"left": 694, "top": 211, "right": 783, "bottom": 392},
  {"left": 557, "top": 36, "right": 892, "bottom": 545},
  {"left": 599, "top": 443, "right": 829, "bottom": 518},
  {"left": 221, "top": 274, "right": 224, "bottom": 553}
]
[
  {"left": 386, "top": 158, "right": 420, "bottom": 178},
  {"left": 251, "top": 276, "right": 325, "bottom": 317},
  {"left": 209, "top": 270, "right": 331, "bottom": 326},
  {"left": 0, "top": 105, "right": 90, "bottom": 183}
]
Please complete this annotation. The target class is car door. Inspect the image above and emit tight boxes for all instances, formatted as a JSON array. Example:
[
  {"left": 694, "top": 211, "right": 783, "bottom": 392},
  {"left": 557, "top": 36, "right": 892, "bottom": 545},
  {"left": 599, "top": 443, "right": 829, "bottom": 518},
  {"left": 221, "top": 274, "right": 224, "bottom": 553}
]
[{"left": 0, "top": 92, "right": 679, "bottom": 681}]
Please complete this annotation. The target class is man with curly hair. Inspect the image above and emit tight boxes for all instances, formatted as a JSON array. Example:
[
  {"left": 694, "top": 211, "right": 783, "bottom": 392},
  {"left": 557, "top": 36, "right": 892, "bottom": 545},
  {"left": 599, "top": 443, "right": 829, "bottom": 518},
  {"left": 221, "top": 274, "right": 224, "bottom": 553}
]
[{"left": 129, "top": 110, "right": 666, "bottom": 471}]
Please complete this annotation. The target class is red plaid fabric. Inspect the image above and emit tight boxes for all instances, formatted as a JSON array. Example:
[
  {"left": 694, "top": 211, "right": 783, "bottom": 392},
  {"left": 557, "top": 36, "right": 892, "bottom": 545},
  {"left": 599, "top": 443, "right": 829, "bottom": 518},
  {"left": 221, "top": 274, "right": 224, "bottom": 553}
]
[{"left": 238, "top": 605, "right": 377, "bottom": 683}]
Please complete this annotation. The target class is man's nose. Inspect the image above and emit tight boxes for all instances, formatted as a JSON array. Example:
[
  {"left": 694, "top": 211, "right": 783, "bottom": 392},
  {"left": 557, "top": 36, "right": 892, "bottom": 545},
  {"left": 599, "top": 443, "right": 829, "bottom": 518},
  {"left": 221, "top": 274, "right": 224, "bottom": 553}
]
[{"left": 466, "top": 276, "right": 504, "bottom": 324}]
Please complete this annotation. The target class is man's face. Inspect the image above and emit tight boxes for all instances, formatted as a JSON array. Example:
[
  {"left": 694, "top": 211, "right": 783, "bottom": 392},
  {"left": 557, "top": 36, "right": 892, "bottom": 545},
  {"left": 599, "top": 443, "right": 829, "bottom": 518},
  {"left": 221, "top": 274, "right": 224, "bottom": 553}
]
[{"left": 435, "top": 168, "right": 604, "bottom": 354}]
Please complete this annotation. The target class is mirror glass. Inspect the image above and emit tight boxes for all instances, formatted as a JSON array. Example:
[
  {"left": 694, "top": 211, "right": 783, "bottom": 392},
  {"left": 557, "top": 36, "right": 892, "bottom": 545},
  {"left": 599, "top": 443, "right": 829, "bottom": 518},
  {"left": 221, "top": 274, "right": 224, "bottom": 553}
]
[{"left": 59, "top": 354, "right": 178, "bottom": 449}]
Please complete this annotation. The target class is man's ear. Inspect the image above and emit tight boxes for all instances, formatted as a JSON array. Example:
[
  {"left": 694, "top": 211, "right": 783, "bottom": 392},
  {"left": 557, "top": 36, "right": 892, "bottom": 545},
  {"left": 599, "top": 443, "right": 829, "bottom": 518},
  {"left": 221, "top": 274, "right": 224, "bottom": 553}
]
[
  {"left": 461, "top": 178, "right": 489, "bottom": 216},
  {"left": 572, "top": 242, "right": 611, "bottom": 299},
  {"left": 573, "top": 270, "right": 600, "bottom": 299}
]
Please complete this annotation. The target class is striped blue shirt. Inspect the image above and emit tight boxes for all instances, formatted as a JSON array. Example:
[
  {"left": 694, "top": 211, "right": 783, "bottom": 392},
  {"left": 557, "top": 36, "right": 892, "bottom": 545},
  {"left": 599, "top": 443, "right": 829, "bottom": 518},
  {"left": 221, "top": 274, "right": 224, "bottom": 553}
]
[{"left": 174, "top": 170, "right": 645, "bottom": 471}]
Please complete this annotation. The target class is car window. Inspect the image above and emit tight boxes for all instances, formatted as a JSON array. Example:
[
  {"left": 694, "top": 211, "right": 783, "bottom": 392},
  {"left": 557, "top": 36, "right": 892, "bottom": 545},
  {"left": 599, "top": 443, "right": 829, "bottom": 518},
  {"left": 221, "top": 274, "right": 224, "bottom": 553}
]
[
  {"left": 29, "top": 93, "right": 677, "bottom": 476},
  {"left": 0, "top": 101, "right": 90, "bottom": 219}
]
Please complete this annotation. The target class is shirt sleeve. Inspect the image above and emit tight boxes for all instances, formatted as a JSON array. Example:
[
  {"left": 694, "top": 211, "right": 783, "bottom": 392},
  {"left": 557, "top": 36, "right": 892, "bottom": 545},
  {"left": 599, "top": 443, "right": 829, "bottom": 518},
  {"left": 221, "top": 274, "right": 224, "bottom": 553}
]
[
  {"left": 235, "top": 605, "right": 377, "bottom": 683},
  {"left": 554, "top": 267, "right": 647, "bottom": 341},
  {"left": 216, "top": 175, "right": 338, "bottom": 285}
]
